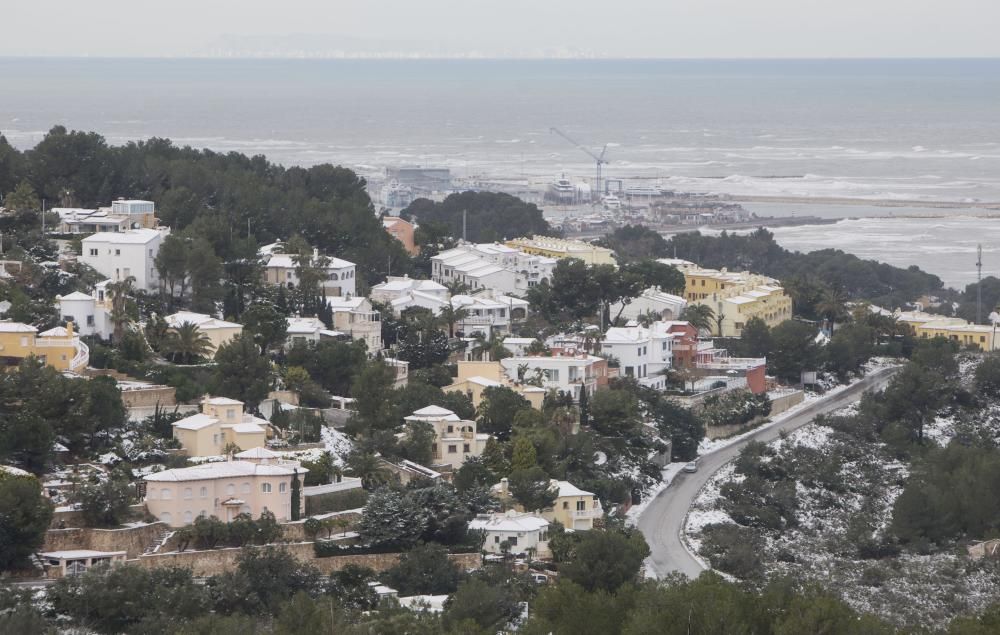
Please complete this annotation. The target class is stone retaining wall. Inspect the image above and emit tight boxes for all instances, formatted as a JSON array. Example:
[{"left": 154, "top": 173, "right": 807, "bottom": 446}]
[
  {"left": 134, "top": 542, "right": 480, "bottom": 577},
  {"left": 44, "top": 522, "right": 168, "bottom": 559}
]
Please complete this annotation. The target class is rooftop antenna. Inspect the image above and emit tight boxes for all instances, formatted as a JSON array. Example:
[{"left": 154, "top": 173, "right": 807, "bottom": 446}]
[{"left": 977, "top": 244, "right": 983, "bottom": 324}]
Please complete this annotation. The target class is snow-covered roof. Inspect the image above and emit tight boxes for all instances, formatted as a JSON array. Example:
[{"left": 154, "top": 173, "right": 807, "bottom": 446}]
[
  {"left": 0, "top": 322, "right": 37, "bottom": 333},
  {"left": 81, "top": 228, "right": 162, "bottom": 244},
  {"left": 41, "top": 550, "right": 126, "bottom": 559},
  {"left": 172, "top": 413, "right": 217, "bottom": 431},
  {"left": 286, "top": 316, "right": 325, "bottom": 334},
  {"left": 225, "top": 422, "right": 266, "bottom": 434},
  {"left": 603, "top": 326, "right": 649, "bottom": 344},
  {"left": 469, "top": 512, "right": 549, "bottom": 533},
  {"left": 266, "top": 253, "right": 355, "bottom": 270},
  {"left": 59, "top": 291, "right": 95, "bottom": 301},
  {"left": 144, "top": 460, "right": 304, "bottom": 482},
  {"left": 550, "top": 479, "right": 593, "bottom": 497},
  {"left": 39, "top": 326, "right": 70, "bottom": 337},
  {"left": 408, "top": 405, "right": 460, "bottom": 420},
  {"left": 325, "top": 296, "right": 367, "bottom": 312},
  {"left": 203, "top": 396, "right": 243, "bottom": 406},
  {"left": 467, "top": 376, "right": 502, "bottom": 388},
  {"left": 235, "top": 446, "right": 282, "bottom": 460},
  {"left": 166, "top": 312, "right": 242, "bottom": 330}
]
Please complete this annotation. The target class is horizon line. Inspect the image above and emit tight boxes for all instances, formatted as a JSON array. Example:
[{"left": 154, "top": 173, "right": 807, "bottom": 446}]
[{"left": 1, "top": 54, "right": 999, "bottom": 62}]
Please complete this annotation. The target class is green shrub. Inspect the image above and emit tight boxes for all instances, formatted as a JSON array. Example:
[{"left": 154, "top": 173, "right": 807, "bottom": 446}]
[{"left": 304, "top": 488, "right": 368, "bottom": 515}]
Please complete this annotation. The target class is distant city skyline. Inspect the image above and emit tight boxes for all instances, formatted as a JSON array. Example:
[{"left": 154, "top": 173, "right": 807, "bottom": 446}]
[{"left": 2, "top": 0, "right": 999, "bottom": 59}]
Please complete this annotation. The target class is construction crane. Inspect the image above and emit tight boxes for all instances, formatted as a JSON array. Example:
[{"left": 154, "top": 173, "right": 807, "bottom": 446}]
[{"left": 550, "top": 127, "right": 608, "bottom": 202}]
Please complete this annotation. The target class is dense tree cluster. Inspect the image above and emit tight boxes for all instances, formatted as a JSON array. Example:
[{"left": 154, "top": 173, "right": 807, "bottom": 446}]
[
  {"left": 401, "top": 191, "right": 553, "bottom": 243},
  {"left": 0, "top": 128, "right": 412, "bottom": 283}
]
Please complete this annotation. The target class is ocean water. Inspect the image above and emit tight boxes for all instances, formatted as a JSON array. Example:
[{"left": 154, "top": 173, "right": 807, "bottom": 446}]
[{"left": 1, "top": 58, "right": 999, "bottom": 203}]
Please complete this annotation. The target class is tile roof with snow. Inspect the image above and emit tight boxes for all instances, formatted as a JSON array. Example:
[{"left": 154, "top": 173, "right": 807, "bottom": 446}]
[{"left": 144, "top": 460, "right": 305, "bottom": 482}]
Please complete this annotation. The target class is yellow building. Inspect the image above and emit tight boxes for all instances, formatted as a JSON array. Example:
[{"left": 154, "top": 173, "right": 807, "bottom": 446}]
[
  {"left": 444, "top": 361, "right": 545, "bottom": 410},
  {"left": 494, "top": 478, "right": 603, "bottom": 531},
  {"left": 505, "top": 237, "right": 616, "bottom": 266},
  {"left": 0, "top": 321, "right": 89, "bottom": 372},
  {"left": 172, "top": 396, "right": 268, "bottom": 457},
  {"left": 896, "top": 312, "right": 998, "bottom": 351},
  {"left": 674, "top": 264, "right": 792, "bottom": 337}
]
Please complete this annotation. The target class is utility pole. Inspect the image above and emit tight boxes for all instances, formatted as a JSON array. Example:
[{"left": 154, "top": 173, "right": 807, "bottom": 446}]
[
  {"left": 977, "top": 244, "right": 983, "bottom": 324},
  {"left": 462, "top": 209, "right": 467, "bottom": 242}
]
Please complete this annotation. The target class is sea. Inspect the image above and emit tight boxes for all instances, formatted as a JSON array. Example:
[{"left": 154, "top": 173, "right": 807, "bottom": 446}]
[{"left": 1, "top": 57, "right": 999, "bottom": 288}]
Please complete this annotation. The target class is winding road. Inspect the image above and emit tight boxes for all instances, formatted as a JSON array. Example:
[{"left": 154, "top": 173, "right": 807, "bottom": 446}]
[{"left": 637, "top": 366, "right": 901, "bottom": 579}]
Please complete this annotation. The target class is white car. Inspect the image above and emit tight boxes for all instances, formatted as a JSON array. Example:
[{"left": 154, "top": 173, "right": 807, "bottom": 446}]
[{"left": 683, "top": 461, "right": 699, "bottom": 473}]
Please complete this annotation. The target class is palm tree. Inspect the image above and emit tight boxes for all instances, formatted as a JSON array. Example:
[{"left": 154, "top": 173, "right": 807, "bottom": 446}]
[
  {"left": 438, "top": 303, "right": 470, "bottom": 338},
  {"left": 637, "top": 309, "right": 661, "bottom": 328},
  {"left": 680, "top": 304, "right": 715, "bottom": 335},
  {"left": 345, "top": 452, "right": 390, "bottom": 490},
  {"left": 107, "top": 276, "right": 136, "bottom": 343},
  {"left": 470, "top": 332, "right": 509, "bottom": 362},
  {"left": 816, "top": 286, "right": 850, "bottom": 335},
  {"left": 446, "top": 279, "right": 471, "bottom": 296},
  {"left": 162, "top": 322, "right": 214, "bottom": 364}
]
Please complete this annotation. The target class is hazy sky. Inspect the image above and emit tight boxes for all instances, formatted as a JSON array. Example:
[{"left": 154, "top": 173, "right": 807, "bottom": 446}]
[{"left": 4, "top": 0, "right": 999, "bottom": 58}]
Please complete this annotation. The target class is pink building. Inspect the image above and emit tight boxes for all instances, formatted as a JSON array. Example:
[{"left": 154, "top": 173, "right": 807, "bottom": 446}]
[{"left": 143, "top": 455, "right": 306, "bottom": 527}]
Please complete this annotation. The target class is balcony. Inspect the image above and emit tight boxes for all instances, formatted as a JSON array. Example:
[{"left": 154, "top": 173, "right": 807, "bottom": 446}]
[{"left": 571, "top": 508, "right": 603, "bottom": 519}]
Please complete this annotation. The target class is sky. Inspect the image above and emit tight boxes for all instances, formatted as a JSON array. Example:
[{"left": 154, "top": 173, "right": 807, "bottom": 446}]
[{"left": 3, "top": 0, "right": 999, "bottom": 59}]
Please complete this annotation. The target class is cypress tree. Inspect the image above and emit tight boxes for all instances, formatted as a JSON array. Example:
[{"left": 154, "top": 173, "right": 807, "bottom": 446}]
[
  {"left": 290, "top": 469, "right": 301, "bottom": 521},
  {"left": 578, "top": 387, "right": 590, "bottom": 428}
]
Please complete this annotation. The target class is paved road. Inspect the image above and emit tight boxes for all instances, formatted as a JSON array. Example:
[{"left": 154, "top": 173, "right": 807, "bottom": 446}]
[{"left": 637, "top": 366, "right": 900, "bottom": 579}]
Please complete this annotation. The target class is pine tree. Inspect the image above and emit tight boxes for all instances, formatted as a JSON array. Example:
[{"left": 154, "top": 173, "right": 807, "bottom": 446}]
[
  {"left": 511, "top": 437, "right": 537, "bottom": 471},
  {"left": 290, "top": 469, "right": 301, "bottom": 521}
]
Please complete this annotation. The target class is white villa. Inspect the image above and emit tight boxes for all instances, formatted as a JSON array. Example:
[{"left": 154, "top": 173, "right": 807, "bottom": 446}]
[
  {"left": 260, "top": 243, "right": 357, "bottom": 297},
  {"left": 469, "top": 511, "right": 550, "bottom": 558},
  {"left": 80, "top": 228, "right": 170, "bottom": 292}
]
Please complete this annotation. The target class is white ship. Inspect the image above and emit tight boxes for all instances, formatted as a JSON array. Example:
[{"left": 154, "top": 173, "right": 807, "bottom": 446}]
[{"left": 546, "top": 175, "right": 578, "bottom": 204}]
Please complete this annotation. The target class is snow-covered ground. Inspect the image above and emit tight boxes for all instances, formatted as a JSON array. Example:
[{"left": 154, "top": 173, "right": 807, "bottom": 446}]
[
  {"left": 319, "top": 425, "right": 354, "bottom": 466},
  {"left": 683, "top": 354, "right": 1000, "bottom": 629}
]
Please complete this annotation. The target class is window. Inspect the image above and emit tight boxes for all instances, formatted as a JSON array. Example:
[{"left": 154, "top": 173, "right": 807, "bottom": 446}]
[
  {"left": 89, "top": 248, "right": 98, "bottom": 256},
  {"left": 200, "top": 487, "right": 208, "bottom": 498},
  {"left": 87, "top": 315, "right": 94, "bottom": 326},
  {"left": 494, "top": 536, "right": 500, "bottom": 544},
  {"left": 447, "top": 425, "right": 453, "bottom": 433},
  {"left": 448, "top": 445, "right": 457, "bottom": 454},
  {"left": 562, "top": 501, "right": 569, "bottom": 509},
  {"left": 226, "top": 408, "right": 235, "bottom": 420},
  {"left": 625, "top": 366, "right": 634, "bottom": 377},
  {"left": 279, "top": 482, "right": 287, "bottom": 493},
  {"left": 509, "top": 536, "right": 518, "bottom": 546},
  {"left": 576, "top": 501, "right": 586, "bottom": 511},
  {"left": 226, "top": 484, "right": 236, "bottom": 496},
  {"left": 183, "top": 511, "right": 193, "bottom": 523},
  {"left": 463, "top": 443, "right": 470, "bottom": 453},
  {"left": 262, "top": 483, "right": 272, "bottom": 493},
  {"left": 148, "top": 488, "right": 157, "bottom": 500},
  {"left": 161, "top": 488, "right": 172, "bottom": 500},
  {"left": 115, "top": 249, "right": 121, "bottom": 256},
  {"left": 183, "top": 488, "right": 192, "bottom": 499}
]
